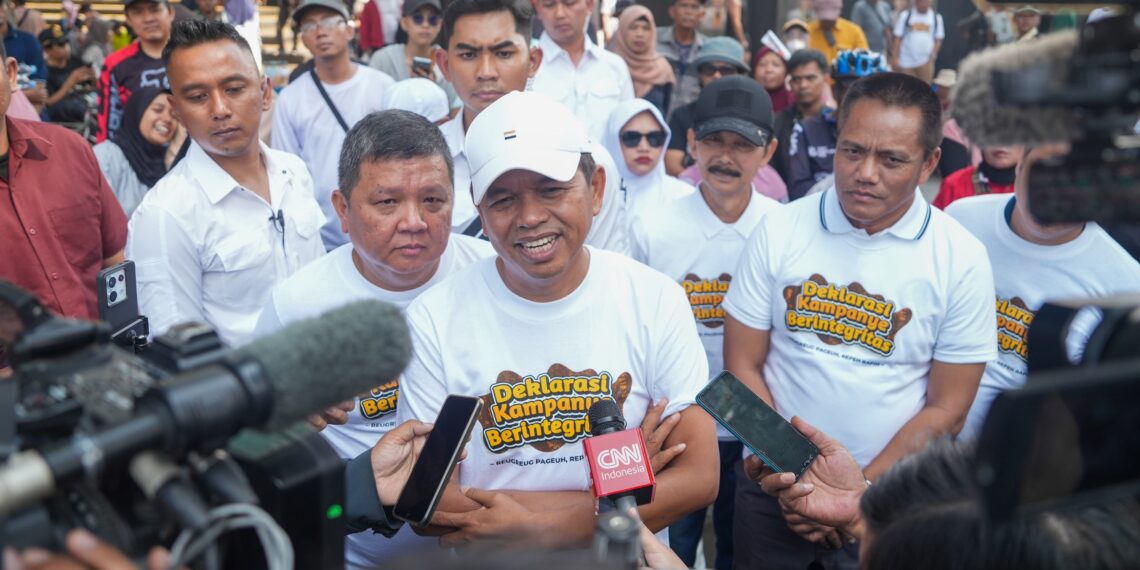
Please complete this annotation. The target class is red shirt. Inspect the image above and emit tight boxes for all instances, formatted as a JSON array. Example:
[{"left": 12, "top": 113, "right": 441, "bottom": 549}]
[
  {"left": 0, "top": 118, "right": 128, "bottom": 320},
  {"left": 933, "top": 165, "right": 1015, "bottom": 210}
]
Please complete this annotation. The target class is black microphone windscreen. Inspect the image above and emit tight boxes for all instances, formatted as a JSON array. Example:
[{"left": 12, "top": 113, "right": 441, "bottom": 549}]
[
  {"left": 588, "top": 399, "right": 625, "bottom": 436},
  {"left": 234, "top": 300, "right": 411, "bottom": 429},
  {"left": 952, "top": 30, "right": 1080, "bottom": 147}
]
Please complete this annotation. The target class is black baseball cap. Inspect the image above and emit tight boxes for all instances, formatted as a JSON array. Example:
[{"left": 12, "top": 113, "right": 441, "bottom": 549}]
[
  {"left": 403, "top": 0, "right": 441, "bottom": 16},
  {"left": 693, "top": 76, "right": 775, "bottom": 146},
  {"left": 123, "top": 0, "right": 168, "bottom": 8},
  {"left": 38, "top": 25, "right": 69, "bottom": 46},
  {"left": 292, "top": 0, "right": 350, "bottom": 25}
]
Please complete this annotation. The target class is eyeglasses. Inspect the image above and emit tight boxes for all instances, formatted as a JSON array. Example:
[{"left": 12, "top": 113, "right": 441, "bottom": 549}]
[
  {"left": 411, "top": 12, "right": 440, "bottom": 26},
  {"left": 620, "top": 130, "right": 666, "bottom": 148},
  {"left": 698, "top": 63, "right": 740, "bottom": 77},
  {"left": 299, "top": 16, "right": 345, "bottom": 34}
]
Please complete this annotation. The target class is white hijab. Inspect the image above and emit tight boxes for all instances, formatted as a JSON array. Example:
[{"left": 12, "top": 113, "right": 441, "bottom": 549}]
[{"left": 602, "top": 99, "right": 694, "bottom": 221}]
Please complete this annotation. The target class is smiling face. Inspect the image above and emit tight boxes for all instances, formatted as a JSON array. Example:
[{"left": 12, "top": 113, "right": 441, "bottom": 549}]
[
  {"left": 333, "top": 155, "right": 453, "bottom": 291},
  {"left": 298, "top": 7, "right": 351, "bottom": 60},
  {"left": 139, "top": 93, "right": 176, "bottom": 145},
  {"left": 833, "top": 99, "right": 939, "bottom": 235},
  {"left": 124, "top": 1, "right": 174, "bottom": 44},
  {"left": 167, "top": 39, "right": 269, "bottom": 160},
  {"left": 477, "top": 163, "right": 604, "bottom": 301},
  {"left": 619, "top": 112, "right": 666, "bottom": 177},
  {"left": 439, "top": 10, "right": 540, "bottom": 119}
]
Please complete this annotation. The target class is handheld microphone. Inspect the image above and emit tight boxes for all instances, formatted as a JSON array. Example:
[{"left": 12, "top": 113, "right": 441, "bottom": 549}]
[
  {"left": 0, "top": 299, "right": 411, "bottom": 518},
  {"left": 583, "top": 399, "right": 655, "bottom": 516},
  {"left": 951, "top": 29, "right": 1081, "bottom": 146}
]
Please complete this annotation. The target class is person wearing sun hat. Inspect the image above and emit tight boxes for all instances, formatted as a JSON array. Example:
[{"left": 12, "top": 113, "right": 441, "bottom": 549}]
[{"left": 1014, "top": 5, "right": 1041, "bottom": 41}]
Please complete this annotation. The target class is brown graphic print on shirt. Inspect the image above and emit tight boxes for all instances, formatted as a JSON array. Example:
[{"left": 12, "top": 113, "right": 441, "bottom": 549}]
[{"left": 783, "top": 274, "right": 913, "bottom": 356}]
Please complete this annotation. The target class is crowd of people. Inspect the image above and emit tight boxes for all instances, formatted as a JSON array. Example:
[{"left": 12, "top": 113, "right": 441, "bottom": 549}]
[{"left": 3, "top": 0, "right": 1140, "bottom": 569}]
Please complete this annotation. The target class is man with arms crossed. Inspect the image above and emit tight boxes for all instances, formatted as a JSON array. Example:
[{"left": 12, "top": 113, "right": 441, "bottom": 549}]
[
  {"left": 723, "top": 73, "right": 996, "bottom": 569},
  {"left": 435, "top": 0, "right": 627, "bottom": 252},
  {"left": 397, "top": 91, "right": 718, "bottom": 548},
  {"left": 632, "top": 76, "right": 781, "bottom": 569},
  {"left": 256, "top": 110, "right": 493, "bottom": 567},
  {"left": 128, "top": 20, "right": 326, "bottom": 347}
]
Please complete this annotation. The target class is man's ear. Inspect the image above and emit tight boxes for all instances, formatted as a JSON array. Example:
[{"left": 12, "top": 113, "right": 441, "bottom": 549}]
[
  {"left": 590, "top": 165, "right": 605, "bottom": 216},
  {"left": 435, "top": 46, "right": 451, "bottom": 81},
  {"left": 260, "top": 75, "right": 273, "bottom": 112},
  {"left": 4, "top": 57, "right": 17, "bottom": 95},
  {"left": 686, "top": 128, "right": 697, "bottom": 158},
  {"left": 528, "top": 46, "right": 544, "bottom": 78},
  {"left": 332, "top": 189, "right": 351, "bottom": 234}
]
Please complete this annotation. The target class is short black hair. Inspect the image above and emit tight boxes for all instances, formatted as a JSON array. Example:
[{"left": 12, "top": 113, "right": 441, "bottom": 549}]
[
  {"left": 338, "top": 110, "right": 455, "bottom": 200},
  {"left": 162, "top": 19, "right": 253, "bottom": 65},
  {"left": 837, "top": 72, "right": 943, "bottom": 157},
  {"left": 440, "top": 0, "right": 532, "bottom": 50},
  {"left": 787, "top": 48, "right": 829, "bottom": 76},
  {"left": 578, "top": 152, "right": 595, "bottom": 186}
]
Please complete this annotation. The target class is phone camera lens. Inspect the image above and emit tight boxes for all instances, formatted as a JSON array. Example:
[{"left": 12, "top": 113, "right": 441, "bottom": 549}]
[{"left": 109, "top": 291, "right": 118, "bottom": 303}]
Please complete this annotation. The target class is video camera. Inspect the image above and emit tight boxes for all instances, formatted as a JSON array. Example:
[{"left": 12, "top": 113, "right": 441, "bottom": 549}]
[
  {"left": 0, "top": 280, "right": 346, "bottom": 569},
  {"left": 954, "top": 1, "right": 1140, "bottom": 224}
]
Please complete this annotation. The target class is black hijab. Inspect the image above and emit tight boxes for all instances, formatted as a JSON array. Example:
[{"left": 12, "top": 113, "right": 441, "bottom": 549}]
[{"left": 110, "top": 87, "right": 170, "bottom": 188}]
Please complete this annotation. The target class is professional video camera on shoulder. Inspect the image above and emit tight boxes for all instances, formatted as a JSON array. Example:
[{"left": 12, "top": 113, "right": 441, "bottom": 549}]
[{"left": 0, "top": 279, "right": 412, "bottom": 568}]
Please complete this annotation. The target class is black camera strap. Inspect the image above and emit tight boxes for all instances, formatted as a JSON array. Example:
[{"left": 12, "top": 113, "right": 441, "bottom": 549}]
[{"left": 310, "top": 69, "right": 350, "bottom": 133}]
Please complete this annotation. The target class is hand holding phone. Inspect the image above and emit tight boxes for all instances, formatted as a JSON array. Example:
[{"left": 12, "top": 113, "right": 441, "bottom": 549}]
[
  {"left": 393, "top": 395, "right": 482, "bottom": 526},
  {"left": 412, "top": 56, "right": 434, "bottom": 79}
]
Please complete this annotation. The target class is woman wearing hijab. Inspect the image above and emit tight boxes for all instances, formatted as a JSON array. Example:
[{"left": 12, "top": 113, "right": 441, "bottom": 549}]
[
  {"left": 609, "top": 5, "right": 675, "bottom": 115},
  {"left": 753, "top": 46, "right": 795, "bottom": 113},
  {"left": 93, "top": 87, "right": 178, "bottom": 217},
  {"left": 604, "top": 99, "right": 694, "bottom": 222}
]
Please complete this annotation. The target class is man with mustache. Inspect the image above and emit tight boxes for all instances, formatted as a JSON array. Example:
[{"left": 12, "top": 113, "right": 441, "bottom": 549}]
[
  {"left": 127, "top": 20, "right": 326, "bottom": 347},
  {"left": 724, "top": 73, "right": 995, "bottom": 568},
  {"left": 434, "top": 0, "right": 628, "bottom": 253},
  {"left": 631, "top": 76, "right": 782, "bottom": 569}
]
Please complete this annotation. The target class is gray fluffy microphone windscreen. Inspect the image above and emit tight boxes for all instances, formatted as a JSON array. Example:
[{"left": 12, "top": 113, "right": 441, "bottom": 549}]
[
  {"left": 233, "top": 300, "right": 412, "bottom": 429},
  {"left": 952, "top": 29, "right": 1080, "bottom": 147}
]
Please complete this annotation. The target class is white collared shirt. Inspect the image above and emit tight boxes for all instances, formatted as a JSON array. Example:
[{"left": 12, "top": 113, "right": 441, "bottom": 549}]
[
  {"left": 723, "top": 187, "right": 996, "bottom": 466},
  {"left": 127, "top": 141, "right": 327, "bottom": 347},
  {"left": 530, "top": 33, "right": 635, "bottom": 143},
  {"left": 439, "top": 113, "right": 479, "bottom": 233}
]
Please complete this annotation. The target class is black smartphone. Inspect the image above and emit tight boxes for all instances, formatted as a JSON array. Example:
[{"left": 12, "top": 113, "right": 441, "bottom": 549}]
[
  {"left": 412, "top": 56, "right": 433, "bottom": 74},
  {"left": 697, "top": 371, "right": 818, "bottom": 479},
  {"left": 393, "top": 395, "right": 483, "bottom": 526},
  {"left": 97, "top": 260, "right": 139, "bottom": 330}
]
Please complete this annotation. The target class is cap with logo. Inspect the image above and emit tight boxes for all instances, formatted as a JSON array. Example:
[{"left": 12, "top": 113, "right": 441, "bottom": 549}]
[
  {"left": 465, "top": 91, "right": 592, "bottom": 206},
  {"left": 692, "top": 75, "right": 775, "bottom": 147},
  {"left": 403, "top": 0, "right": 441, "bottom": 16},
  {"left": 692, "top": 37, "right": 749, "bottom": 74},
  {"left": 38, "top": 25, "right": 69, "bottom": 46},
  {"left": 292, "top": 0, "right": 349, "bottom": 26}
]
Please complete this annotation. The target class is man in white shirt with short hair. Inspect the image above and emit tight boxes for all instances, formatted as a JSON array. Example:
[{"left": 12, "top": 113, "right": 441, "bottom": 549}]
[
  {"left": 129, "top": 19, "right": 326, "bottom": 348},
  {"left": 724, "top": 73, "right": 996, "bottom": 569},
  {"left": 529, "top": 0, "right": 634, "bottom": 142},
  {"left": 947, "top": 145, "right": 1140, "bottom": 439},
  {"left": 889, "top": 0, "right": 944, "bottom": 84},
  {"left": 273, "top": 0, "right": 396, "bottom": 249},
  {"left": 256, "top": 110, "right": 492, "bottom": 568},
  {"left": 435, "top": 0, "right": 629, "bottom": 253},
  {"left": 397, "top": 91, "right": 718, "bottom": 549},
  {"left": 631, "top": 75, "right": 782, "bottom": 569}
]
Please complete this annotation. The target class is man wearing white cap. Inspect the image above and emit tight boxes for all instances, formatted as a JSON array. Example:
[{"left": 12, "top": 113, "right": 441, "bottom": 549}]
[
  {"left": 1014, "top": 5, "right": 1041, "bottom": 41},
  {"left": 397, "top": 91, "right": 718, "bottom": 548}
]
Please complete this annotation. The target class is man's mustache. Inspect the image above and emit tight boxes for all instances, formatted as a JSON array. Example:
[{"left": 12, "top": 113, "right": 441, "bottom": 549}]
[{"left": 708, "top": 164, "right": 742, "bottom": 178}]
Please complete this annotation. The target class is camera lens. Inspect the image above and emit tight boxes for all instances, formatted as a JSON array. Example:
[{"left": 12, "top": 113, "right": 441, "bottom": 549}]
[
  {"left": 109, "top": 276, "right": 117, "bottom": 286},
  {"left": 109, "top": 291, "right": 118, "bottom": 303}
]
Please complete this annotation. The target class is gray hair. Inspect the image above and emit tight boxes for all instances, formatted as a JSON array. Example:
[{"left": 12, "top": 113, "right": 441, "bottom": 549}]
[{"left": 337, "top": 110, "right": 455, "bottom": 200}]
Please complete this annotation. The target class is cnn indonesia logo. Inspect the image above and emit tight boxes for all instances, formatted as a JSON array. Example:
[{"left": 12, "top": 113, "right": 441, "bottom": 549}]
[{"left": 597, "top": 445, "right": 648, "bottom": 480}]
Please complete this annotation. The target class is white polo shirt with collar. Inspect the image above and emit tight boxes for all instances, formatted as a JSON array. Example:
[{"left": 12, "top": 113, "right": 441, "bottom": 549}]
[
  {"left": 722, "top": 187, "right": 997, "bottom": 466},
  {"left": 530, "top": 32, "right": 635, "bottom": 143},
  {"left": 127, "top": 140, "right": 327, "bottom": 348},
  {"left": 632, "top": 187, "right": 781, "bottom": 439}
]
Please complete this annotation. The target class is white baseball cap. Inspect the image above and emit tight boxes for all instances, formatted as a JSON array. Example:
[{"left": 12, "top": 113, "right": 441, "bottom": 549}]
[
  {"left": 383, "top": 78, "right": 450, "bottom": 123},
  {"left": 464, "top": 91, "right": 592, "bottom": 206}
]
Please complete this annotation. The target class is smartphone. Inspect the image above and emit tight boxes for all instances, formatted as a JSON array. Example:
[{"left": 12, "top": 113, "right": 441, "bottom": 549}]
[
  {"left": 393, "top": 395, "right": 483, "bottom": 526},
  {"left": 412, "top": 56, "right": 433, "bottom": 74},
  {"left": 97, "top": 260, "right": 139, "bottom": 330},
  {"left": 697, "top": 371, "right": 818, "bottom": 479}
]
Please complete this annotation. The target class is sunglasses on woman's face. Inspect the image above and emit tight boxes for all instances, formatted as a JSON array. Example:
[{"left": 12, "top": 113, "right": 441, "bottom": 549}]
[
  {"left": 412, "top": 12, "right": 440, "bottom": 26},
  {"left": 620, "top": 130, "right": 666, "bottom": 148}
]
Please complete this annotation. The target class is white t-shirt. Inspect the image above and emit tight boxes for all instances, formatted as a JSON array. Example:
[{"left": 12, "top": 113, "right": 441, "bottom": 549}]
[
  {"left": 893, "top": 9, "right": 945, "bottom": 68},
  {"left": 252, "top": 235, "right": 493, "bottom": 568},
  {"left": 531, "top": 33, "right": 636, "bottom": 143},
  {"left": 272, "top": 65, "right": 395, "bottom": 249},
  {"left": 632, "top": 189, "right": 781, "bottom": 440},
  {"left": 722, "top": 188, "right": 996, "bottom": 466},
  {"left": 397, "top": 247, "right": 708, "bottom": 493},
  {"left": 946, "top": 194, "right": 1140, "bottom": 439}
]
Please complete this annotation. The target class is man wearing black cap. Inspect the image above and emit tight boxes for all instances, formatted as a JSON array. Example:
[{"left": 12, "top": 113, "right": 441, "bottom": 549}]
[
  {"left": 632, "top": 75, "right": 782, "bottom": 570},
  {"left": 272, "top": 0, "right": 395, "bottom": 250},
  {"left": 95, "top": 0, "right": 173, "bottom": 142},
  {"left": 40, "top": 25, "right": 97, "bottom": 124}
]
